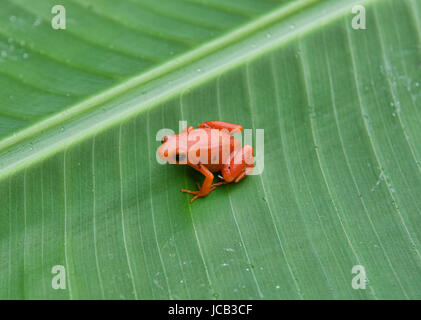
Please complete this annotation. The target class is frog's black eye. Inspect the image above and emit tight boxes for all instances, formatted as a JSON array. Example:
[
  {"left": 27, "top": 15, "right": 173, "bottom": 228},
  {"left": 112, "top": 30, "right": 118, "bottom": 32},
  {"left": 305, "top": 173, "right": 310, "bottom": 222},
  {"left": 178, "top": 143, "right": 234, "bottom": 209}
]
[
  {"left": 161, "top": 136, "right": 168, "bottom": 144},
  {"left": 174, "top": 153, "right": 186, "bottom": 162}
]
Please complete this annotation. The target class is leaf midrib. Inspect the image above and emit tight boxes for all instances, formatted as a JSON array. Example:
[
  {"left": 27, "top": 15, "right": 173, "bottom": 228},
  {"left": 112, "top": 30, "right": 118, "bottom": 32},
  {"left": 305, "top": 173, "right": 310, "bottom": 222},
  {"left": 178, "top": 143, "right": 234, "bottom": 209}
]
[
  {"left": 0, "top": 0, "right": 317, "bottom": 152},
  {"left": 0, "top": 0, "right": 371, "bottom": 181}
]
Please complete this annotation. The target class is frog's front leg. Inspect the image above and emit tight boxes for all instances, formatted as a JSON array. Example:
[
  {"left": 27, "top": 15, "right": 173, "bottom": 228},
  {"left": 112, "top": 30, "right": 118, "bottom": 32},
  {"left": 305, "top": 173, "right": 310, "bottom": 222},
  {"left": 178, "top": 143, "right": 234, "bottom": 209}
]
[
  {"left": 181, "top": 163, "right": 216, "bottom": 203},
  {"left": 198, "top": 121, "right": 243, "bottom": 134},
  {"left": 218, "top": 145, "right": 254, "bottom": 185}
]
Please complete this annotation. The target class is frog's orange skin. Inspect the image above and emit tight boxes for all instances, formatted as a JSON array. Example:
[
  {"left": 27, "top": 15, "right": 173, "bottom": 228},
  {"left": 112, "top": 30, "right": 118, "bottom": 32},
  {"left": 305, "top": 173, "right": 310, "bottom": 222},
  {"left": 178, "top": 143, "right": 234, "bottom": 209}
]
[{"left": 158, "top": 121, "right": 254, "bottom": 203}]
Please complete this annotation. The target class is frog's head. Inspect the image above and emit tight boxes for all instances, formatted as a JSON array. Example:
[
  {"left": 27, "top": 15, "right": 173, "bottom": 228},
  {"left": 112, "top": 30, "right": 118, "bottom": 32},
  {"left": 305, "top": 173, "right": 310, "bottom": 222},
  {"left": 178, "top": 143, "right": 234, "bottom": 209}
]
[{"left": 158, "top": 133, "right": 188, "bottom": 164}]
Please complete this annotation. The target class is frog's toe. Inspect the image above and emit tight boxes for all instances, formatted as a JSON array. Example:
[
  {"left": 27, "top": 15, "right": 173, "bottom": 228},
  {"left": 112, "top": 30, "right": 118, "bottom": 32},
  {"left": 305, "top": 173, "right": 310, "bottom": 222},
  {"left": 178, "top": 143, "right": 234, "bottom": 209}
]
[
  {"left": 190, "top": 194, "right": 200, "bottom": 203},
  {"left": 181, "top": 189, "right": 202, "bottom": 203},
  {"left": 181, "top": 188, "right": 199, "bottom": 195},
  {"left": 212, "top": 181, "right": 228, "bottom": 187}
]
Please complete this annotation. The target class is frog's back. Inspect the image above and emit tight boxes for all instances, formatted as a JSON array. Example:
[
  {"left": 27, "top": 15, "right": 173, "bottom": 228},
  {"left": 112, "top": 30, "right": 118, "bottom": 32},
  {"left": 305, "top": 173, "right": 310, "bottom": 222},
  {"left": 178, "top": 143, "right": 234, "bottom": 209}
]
[{"left": 188, "top": 128, "right": 240, "bottom": 169}]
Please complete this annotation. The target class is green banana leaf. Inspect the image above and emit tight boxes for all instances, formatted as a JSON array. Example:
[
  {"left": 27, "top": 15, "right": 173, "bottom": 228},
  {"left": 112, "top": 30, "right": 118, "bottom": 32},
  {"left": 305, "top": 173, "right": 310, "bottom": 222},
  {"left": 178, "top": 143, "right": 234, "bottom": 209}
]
[{"left": 1, "top": 0, "right": 421, "bottom": 299}]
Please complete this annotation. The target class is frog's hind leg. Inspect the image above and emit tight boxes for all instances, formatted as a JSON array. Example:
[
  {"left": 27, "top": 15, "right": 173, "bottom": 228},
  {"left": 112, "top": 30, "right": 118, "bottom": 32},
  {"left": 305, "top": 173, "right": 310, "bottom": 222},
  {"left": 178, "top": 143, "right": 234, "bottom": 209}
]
[
  {"left": 198, "top": 121, "right": 243, "bottom": 134},
  {"left": 220, "top": 145, "right": 254, "bottom": 184}
]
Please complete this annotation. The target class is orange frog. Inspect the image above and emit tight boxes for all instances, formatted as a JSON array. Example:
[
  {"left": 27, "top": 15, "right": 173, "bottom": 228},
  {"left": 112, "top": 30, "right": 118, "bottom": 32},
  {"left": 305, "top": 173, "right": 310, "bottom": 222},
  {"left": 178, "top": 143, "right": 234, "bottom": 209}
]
[{"left": 158, "top": 121, "right": 254, "bottom": 203}]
